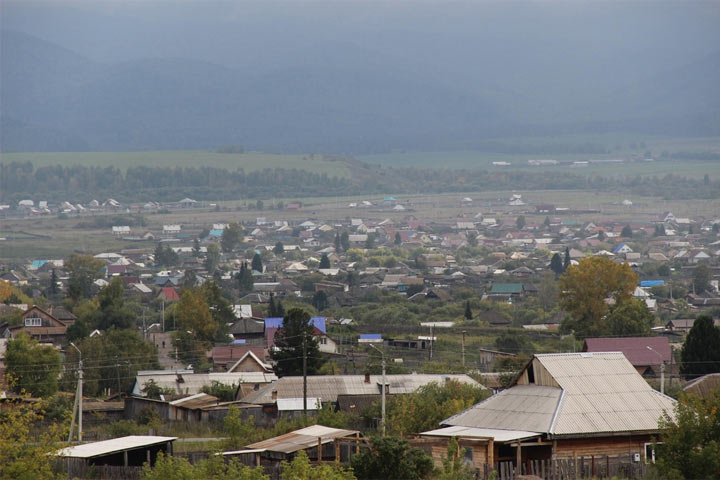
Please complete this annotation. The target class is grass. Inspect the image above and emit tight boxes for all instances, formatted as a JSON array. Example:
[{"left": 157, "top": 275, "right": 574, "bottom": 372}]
[{"left": 1, "top": 150, "right": 353, "bottom": 178}]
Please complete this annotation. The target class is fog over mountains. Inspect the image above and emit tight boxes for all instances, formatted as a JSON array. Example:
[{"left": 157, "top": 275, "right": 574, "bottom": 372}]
[{"left": 2, "top": 1, "right": 719, "bottom": 153}]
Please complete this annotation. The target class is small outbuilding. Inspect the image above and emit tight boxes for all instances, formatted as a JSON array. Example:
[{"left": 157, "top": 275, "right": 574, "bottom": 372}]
[{"left": 57, "top": 435, "right": 176, "bottom": 470}]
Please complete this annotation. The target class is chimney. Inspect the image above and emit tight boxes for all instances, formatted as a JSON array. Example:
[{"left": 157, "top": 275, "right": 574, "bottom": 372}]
[
  {"left": 364, "top": 373, "right": 371, "bottom": 384},
  {"left": 271, "top": 390, "right": 277, "bottom": 401}
]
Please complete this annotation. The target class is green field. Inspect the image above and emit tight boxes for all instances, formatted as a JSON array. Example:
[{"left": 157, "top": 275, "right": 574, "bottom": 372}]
[
  {"left": 1, "top": 151, "right": 353, "bottom": 178},
  {"left": 360, "top": 134, "right": 720, "bottom": 179}
]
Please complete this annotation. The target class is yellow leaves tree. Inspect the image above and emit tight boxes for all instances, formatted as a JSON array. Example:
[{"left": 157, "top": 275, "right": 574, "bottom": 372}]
[
  {"left": 0, "top": 397, "right": 68, "bottom": 480},
  {"left": 558, "top": 256, "right": 637, "bottom": 338}
]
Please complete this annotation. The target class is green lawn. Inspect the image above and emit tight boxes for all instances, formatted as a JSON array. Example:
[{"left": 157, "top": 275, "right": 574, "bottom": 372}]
[{"left": 1, "top": 151, "right": 353, "bottom": 178}]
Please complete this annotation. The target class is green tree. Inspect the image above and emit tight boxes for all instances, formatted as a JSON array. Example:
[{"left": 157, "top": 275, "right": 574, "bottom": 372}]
[
  {"left": 558, "top": 257, "right": 637, "bottom": 338},
  {"left": 201, "top": 280, "right": 234, "bottom": 341},
  {"left": 221, "top": 222, "right": 243, "bottom": 253},
  {"left": 96, "top": 278, "right": 136, "bottom": 330},
  {"left": 621, "top": 224, "right": 633, "bottom": 237},
  {"left": 550, "top": 252, "right": 564, "bottom": 275},
  {"left": 236, "top": 261, "right": 254, "bottom": 294},
  {"left": 6, "top": 333, "right": 62, "bottom": 397},
  {"left": 464, "top": 300, "right": 473, "bottom": 320},
  {"left": 251, "top": 253, "right": 263, "bottom": 273},
  {"left": 693, "top": 263, "right": 712, "bottom": 293},
  {"left": 312, "top": 291, "right": 329, "bottom": 311},
  {"left": 680, "top": 315, "right": 720, "bottom": 378},
  {"left": 516, "top": 215, "right": 525, "bottom": 230},
  {"left": 381, "top": 380, "right": 490, "bottom": 437},
  {"left": 395, "top": 231, "right": 402, "bottom": 245},
  {"left": 193, "top": 237, "right": 201, "bottom": 257},
  {"left": 256, "top": 199, "right": 264, "bottom": 210},
  {"left": 270, "top": 308, "right": 326, "bottom": 376},
  {"left": 201, "top": 381, "right": 237, "bottom": 401},
  {"left": 654, "top": 394, "right": 720, "bottom": 479},
  {"left": 563, "top": 247, "right": 571, "bottom": 271},
  {"left": 340, "top": 231, "right": 350, "bottom": 252},
  {"left": 205, "top": 243, "right": 221, "bottom": 273},
  {"left": 281, "top": 450, "right": 356, "bottom": 480},
  {"left": 365, "top": 233, "right": 375, "bottom": 250},
  {"left": 319, "top": 254, "right": 331, "bottom": 269},
  {"left": 65, "top": 329, "right": 159, "bottom": 396},
  {"left": 466, "top": 231, "right": 478, "bottom": 247},
  {"left": 65, "top": 253, "right": 104, "bottom": 300},
  {"left": 49, "top": 268, "right": 59, "bottom": 296},
  {"left": 155, "top": 244, "right": 179, "bottom": 266},
  {"left": 351, "top": 437, "right": 433, "bottom": 480},
  {"left": 273, "top": 241, "right": 285, "bottom": 255},
  {"left": 334, "top": 232, "right": 341, "bottom": 252},
  {"left": 605, "top": 298, "right": 654, "bottom": 336},
  {"left": 543, "top": 216, "right": 551, "bottom": 229}
]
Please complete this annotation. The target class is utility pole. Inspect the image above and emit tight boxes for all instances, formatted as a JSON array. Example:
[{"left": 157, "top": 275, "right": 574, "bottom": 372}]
[
  {"left": 143, "top": 308, "right": 147, "bottom": 340},
  {"left": 69, "top": 342, "right": 83, "bottom": 442},
  {"left": 162, "top": 300, "right": 165, "bottom": 332},
  {"left": 647, "top": 346, "right": 665, "bottom": 395},
  {"left": 115, "top": 356, "right": 121, "bottom": 393},
  {"left": 461, "top": 330, "right": 466, "bottom": 368},
  {"left": 369, "top": 343, "right": 386, "bottom": 436},
  {"left": 429, "top": 325, "right": 434, "bottom": 359},
  {"left": 303, "top": 332, "right": 308, "bottom": 416}
]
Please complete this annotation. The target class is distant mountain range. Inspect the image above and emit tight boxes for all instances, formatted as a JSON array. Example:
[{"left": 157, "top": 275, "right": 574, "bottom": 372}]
[{"left": 2, "top": 27, "right": 719, "bottom": 154}]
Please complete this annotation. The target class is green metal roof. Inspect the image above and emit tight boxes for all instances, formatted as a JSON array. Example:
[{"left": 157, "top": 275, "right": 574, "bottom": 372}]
[{"left": 490, "top": 283, "right": 524, "bottom": 294}]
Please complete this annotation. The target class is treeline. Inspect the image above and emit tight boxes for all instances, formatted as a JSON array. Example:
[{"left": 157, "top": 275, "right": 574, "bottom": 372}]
[
  {"left": 1, "top": 160, "right": 718, "bottom": 203},
  {"left": 0, "top": 162, "right": 351, "bottom": 203}
]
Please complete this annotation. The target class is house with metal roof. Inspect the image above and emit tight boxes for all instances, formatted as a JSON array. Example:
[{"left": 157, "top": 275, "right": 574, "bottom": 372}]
[
  {"left": 418, "top": 352, "right": 675, "bottom": 471},
  {"left": 131, "top": 370, "right": 277, "bottom": 398},
  {"left": 582, "top": 337, "right": 671, "bottom": 377},
  {"left": 237, "top": 374, "right": 481, "bottom": 413}
]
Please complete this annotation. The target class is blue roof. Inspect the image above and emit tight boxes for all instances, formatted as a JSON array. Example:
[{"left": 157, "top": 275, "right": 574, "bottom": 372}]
[
  {"left": 264, "top": 316, "right": 326, "bottom": 333},
  {"left": 32, "top": 260, "right": 48, "bottom": 269},
  {"left": 231, "top": 339, "right": 246, "bottom": 344},
  {"left": 360, "top": 334, "right": 382, "bottom": 340},
  {"left": 640, "top": 280, "right": 665, "bottom": 287},
  {"left": 209, "top": 229, "right": 223, "bottom": 237},
  {"left": 612, "top": 243, "right": 624, "bottom": 253},
  {"left": 384, "top": 197, "right": 397, "bottom": 201}
]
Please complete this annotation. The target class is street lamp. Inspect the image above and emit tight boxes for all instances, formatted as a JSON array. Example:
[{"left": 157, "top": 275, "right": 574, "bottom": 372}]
[
  {"left": 368, "top": 343, "right": 386, "bottom": 436},
  {"left": 646, "top": 346, "right": 665, "bottom": 395}
]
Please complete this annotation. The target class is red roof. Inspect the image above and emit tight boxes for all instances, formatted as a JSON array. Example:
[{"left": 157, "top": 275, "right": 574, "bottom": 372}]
[
  {"left": 583, "top": 337, "right": 671, "bottom": 366},
  {"left": 159, "top": 287, "right": 180, "bottom": 301}
]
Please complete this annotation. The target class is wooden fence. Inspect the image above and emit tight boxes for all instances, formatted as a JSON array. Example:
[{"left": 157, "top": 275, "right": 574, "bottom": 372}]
[{"left": 477, "top": 456, "right": 650, "bottom": 480}]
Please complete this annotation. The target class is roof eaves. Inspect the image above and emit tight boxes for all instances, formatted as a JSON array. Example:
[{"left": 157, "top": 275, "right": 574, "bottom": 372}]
[{"left": 547, "top": 388, "right": 565, "bottom": 434}]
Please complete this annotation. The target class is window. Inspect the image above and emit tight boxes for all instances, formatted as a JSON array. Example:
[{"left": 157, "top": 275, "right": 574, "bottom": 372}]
[
  {"left": 645, "top": 442, "right": 664, "bottom": 463},
  {"left": 25, "top": 316, "right": 41, "bottom": 327},
  {"left": 320, "top": 337, "right": 327, "bottom": 345},
  {"left": 463, "top": 446, "right": 473, "bottom": 464}
]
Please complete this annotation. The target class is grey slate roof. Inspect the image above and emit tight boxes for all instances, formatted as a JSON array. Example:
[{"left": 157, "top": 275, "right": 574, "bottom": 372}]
[
  {"left": 443, "top": 352, "right": 676, "bottom": 438},
  {"left": 443, "top": 385, "right": 561, "bottom": 433},
  {"left": 239, "top": 374, "right": 480, "bottom": 404}
]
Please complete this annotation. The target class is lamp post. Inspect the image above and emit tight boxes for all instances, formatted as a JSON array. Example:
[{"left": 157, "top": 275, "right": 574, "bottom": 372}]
[
  {"left": 646, "top": 346, "right": 665, "bottom": 395},
  {"left": 368, "top": 343, "right": 386, "bottom": 436}
]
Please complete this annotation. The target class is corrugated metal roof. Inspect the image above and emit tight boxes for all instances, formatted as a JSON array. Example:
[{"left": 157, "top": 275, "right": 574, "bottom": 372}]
[
  {"left": 132, "top": 371, "right": 277, "bottom": 397},
  {"left": 444, "top": 353, "right": 676, "bottom": 438},
  {"left": 443, "top": 385, "right": 561, "bottom": 433},
  {"left": 277, "top": 397, "right": 320, "bottom": 411},
  {"left": 57, "top": 436, "right": 177, "bottom": 459},
  {"left": 239, "top": 374, "right": 480, "bottom": 404},
  {"left": 169, "top": 393, "right": 219, "bottom": 409},
  {"left": 536, "top": 352, "right": 676, "bottom": 436},
  {"left": 421, "top": 426, "right": 541, "bottom": 442},
  {"left": 244, "top": 425, "right": 359, "bottom": 454}
]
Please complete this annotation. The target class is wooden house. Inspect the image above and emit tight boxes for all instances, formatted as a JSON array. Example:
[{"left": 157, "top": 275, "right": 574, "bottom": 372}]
[
  {"left": 417, "top": 352, "right": 675, "bottom": 471},
  {"left": 3, "top": 305, "right": 68, "bottom": 345}
]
